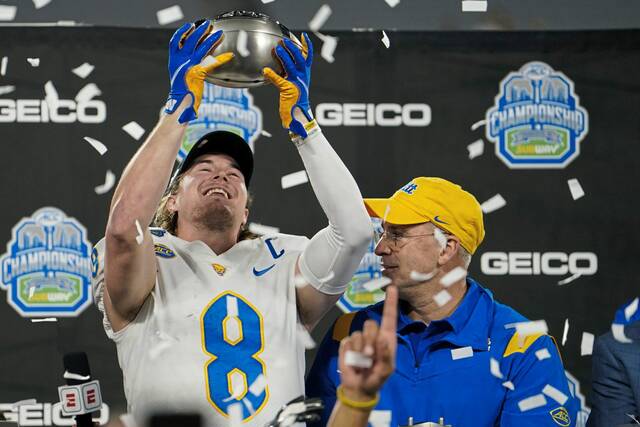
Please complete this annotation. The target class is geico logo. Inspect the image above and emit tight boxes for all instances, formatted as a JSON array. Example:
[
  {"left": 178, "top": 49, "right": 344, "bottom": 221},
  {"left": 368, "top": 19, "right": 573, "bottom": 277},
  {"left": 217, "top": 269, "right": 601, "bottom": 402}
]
[
  {"left": 0, "top": 99, "right": 107, "bottom": 123},
  {"left": 0, "top": 402, "right": 109, "bottom": 426},
  {"left": 315, "top": 103, "right": 431, "bottom": 127},
  {"left": 480, "top": 252, "right": 598, "bottom": 276}
]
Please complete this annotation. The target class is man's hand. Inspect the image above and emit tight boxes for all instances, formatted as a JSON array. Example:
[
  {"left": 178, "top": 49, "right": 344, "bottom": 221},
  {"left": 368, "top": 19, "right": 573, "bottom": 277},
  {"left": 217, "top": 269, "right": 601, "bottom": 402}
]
[
  {"left": 263, "top": 33, "right": 314, "bottom": 138},
  {"left": 165, "top": 20, "right": 234, "bottom": 123},
  {"left": 338, "top": 285, "right": 398, "bottom": 401}
]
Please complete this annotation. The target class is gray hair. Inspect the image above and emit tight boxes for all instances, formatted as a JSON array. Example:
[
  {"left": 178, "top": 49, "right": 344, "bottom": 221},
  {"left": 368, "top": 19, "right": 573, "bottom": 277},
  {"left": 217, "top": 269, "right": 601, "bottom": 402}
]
[{"left": 433, "top": 227, "right": 472, "bottom": 268}]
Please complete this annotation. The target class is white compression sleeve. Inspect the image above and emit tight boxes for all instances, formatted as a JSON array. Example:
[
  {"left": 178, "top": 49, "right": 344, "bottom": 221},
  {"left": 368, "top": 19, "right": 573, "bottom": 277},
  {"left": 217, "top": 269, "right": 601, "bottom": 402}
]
[{"left": 293, "top": 123, "right": 372, "bottom": 294}]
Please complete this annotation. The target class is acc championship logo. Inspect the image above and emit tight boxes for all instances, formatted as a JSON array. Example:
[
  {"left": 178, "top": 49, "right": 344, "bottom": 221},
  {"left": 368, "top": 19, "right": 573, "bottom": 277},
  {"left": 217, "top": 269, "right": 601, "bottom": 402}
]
[
  {"left": 0, "top": 207, "right": 93, "bottom": 317},
  {"left": 178, "top": 85, "right": 262, "bottom": 161},
  {"left": 486, "top": 62, "right": 588, "bottom": 168},
  {"left": 338, "top": 218, "right": 385, "bottom": 312}
]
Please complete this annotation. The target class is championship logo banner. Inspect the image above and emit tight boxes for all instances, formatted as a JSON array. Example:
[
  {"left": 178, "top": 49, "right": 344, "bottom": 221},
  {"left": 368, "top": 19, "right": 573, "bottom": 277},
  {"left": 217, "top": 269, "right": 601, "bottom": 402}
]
[
  {"left": 178, "top": 85, "right": 263, "bottom": 162},
  {"left": 486, "top": 62, "right": 589, "bottom": 169},
  {"left": 0, "top": 207, "right": 93, "bottom": 317}
]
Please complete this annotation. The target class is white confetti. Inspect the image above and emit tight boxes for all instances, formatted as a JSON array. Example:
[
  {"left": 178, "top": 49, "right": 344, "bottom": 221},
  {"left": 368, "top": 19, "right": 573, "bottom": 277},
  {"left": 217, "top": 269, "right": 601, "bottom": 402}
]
[
  {"left": 72, "top": 62, "right": 95, "bottom": 79},
  {"left": 156, "top": 5, "right": 184, "bottom": 26},
  {"left": 31, "top": 317, "right": 57, "bottom": 323},
  {"left": 122, "top": 121, "right": 145, "bottom": 141},
  {"left": 440, "top": 266, "right": 467, "bottom": 287},
  {"left": 581, "top": 332, "right": 594, "bottom": 356},
  {"left": 296, "top": 324, "right": 316, "bottom": 349},
  {"left": 261, "top": 0, "right": 276, "bottom": 3},
  {"left": 94, "top": 170, "right": 116, "bottom": 195},
  {"left": 228, "top": 403, "right": 243, "bottom": 427},
  {"left": 281, "top": 170, "right": 309, "bottom": 189},
  {"left": 502, "top": 381, "right": 515, "bottom": 391},
  {"left": 0, "top": 5, "right": 17, "bottom": 21},
  {"left": 75, "top": 83, "right": 101, "bottom": 102},
  {"left": 626, "top": 413, "right": 640, "bottom": 425},
  {"left": 381, "top": 31, "right": 390, "bottom": 48},
  {"left": 135, "top": 220, "right": 144, "bottom": 245},
  {"left": 535, "top": 348, "right": 551, "bottom": 361},
  {"left": 562, "top": 318, "right": 569, "bottom": 346},
  {"left": 462, "top": 0, "right": 488, "bottom": 12},
  {"left": 625, "top": 297, "right": 639, "bottom": 321},
  {"left": 83, "top": 136, "right": 107, "bottom": 155},
  {"left": 44, "top": 80, "right": 59, "bottom": 103},
  {"left": 542, "top": 384, "right": 568, "bottom": 405},
  {"left": 236, "top": 30, "right": 250, "bottom": 57},
  {"left": 33, "top": 0, "right": 52, "bottom": 9},
  {"left": 433, "top": 289, "right": 452, "bottom": 307},
  {"left": 260, "top": 130, "right": 272, "bottom": 138},
  {"left": 382, "top": 204, "right": 391, "bottom": 223},
  {"left": 481, "top": 194, "right": 506, "bottom": 214},
  {"left": 27, "top": 58, "right": 40, "bottom": 67},
  {"left": 410, "top": 269, "right": 438, "bottom": 282},
  {"left": 12, "top": 399, "right": 37, "bottom": 410},
  {"left": 467, "top": 139, "right": 484, "bottom": 159},
  {"left": 248, "top": 222, "right": 280, "bottom": 236},
  {"left": 362, "top": 276, "right": 392, "bottom": 292},
  {"left": 611, "top": 323, "right": 632, "bottom": 344},
  {"left": 470, "top": 119, "right": 486, "bottom": 131},
  {"left": 384, "top": 0, "right": 400, "bottom": 7},
  {"left": 344, "top": 350, "right": 373, "bottom": 368},
  {"left": 63, "top": 370, "right": 90, "bottom": 381},
  {"left": 490, "top": 357, "right": 503, "bottom": 379},
  {"left": 518, "top": 394, "right": 547, "bottom": 412},
  {"left": 249, "top": 374, "right": 267, "bottom": 396},
  {"left": 557, "top": 272, "right": 581, "bottom": 286},
  {"left": 514, "top": 320, "right": 548, "bottom": 345},
  {"left": 451, "top": 346, "right": 473, "bottom": 360},
  {"left": 315, "top": 32, "right": 338, "bottom": 63},
  {"left": 28, "top": 286, "right": 35, "bottom": 300},
  {"left": 567, "top": 178, "right": 584, "bottom": 200},
  {"left": 308, "top": 4, "right": 332, "bottom": 32},
  {"left": 0, "top": 56, "right": 7, "bottom": 76},
  {"left": 0, "top": 85, "right": 15, "bottom": 96}
]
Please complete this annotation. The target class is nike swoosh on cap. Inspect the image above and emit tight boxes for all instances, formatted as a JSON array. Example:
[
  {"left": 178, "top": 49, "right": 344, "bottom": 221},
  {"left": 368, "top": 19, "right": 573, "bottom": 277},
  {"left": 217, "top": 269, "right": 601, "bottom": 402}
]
[
  {"left": 434, "top": 216, "right": 449, "bottom": 225},
  {"left": 253, "top": 264, "right": 276, "bottom": 277}
]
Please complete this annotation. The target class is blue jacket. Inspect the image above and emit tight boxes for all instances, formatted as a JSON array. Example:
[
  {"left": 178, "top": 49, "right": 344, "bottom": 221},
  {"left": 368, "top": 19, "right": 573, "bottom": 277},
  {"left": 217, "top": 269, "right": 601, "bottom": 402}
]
[{"left": 306, "top": 278, "right": 578, "bottom": 427}]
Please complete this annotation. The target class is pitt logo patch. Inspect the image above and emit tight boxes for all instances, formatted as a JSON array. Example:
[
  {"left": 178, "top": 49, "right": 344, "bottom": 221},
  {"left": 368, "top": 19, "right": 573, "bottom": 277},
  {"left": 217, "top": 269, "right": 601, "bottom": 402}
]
[
  {"left": 212, "top": 263, "right": 226, "bottom": 276},
  {"left": 550, "top": 406, "right": 570, "bottom": 426},
  {"left": 400, "top": 182, "right": 418, "bottom": 195},
  {"left": 154, "top": 244, "right": 175, "bottom": 258}
]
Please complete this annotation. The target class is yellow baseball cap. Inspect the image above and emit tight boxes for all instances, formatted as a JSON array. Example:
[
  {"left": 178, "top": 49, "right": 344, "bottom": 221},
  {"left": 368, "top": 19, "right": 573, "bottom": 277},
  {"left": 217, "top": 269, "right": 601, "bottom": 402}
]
[{"left": 364, "top": 177, "right": 485, "bottom": 254}]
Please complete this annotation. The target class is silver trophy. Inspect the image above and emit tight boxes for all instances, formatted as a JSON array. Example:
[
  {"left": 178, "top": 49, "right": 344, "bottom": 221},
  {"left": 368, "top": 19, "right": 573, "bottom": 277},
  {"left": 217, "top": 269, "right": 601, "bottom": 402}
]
[
  {"left": 400, "top": 417, "right": 452, "bottom": 427},
  {"left": 201, "top": 10, "right": 303, "bottom": 88}
]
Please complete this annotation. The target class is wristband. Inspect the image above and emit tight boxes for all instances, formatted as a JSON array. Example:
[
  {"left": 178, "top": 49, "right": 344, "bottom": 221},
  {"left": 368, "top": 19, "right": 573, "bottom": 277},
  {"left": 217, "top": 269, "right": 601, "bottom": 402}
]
[{"left": 336, "top": 385, "right": 380, "bottom": 410}]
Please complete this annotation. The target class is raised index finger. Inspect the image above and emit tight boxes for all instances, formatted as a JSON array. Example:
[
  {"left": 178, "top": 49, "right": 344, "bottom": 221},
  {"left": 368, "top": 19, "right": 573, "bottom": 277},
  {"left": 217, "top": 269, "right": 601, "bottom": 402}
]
[{"left": 380, "top": 285, "right": 398, "bottom": 337}]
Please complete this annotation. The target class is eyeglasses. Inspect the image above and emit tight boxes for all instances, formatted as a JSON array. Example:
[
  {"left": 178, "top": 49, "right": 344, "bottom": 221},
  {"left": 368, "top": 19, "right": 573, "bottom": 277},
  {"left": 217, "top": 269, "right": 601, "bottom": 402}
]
[{"left": 374, "top": 229, "right": 437, "bottom": 250}]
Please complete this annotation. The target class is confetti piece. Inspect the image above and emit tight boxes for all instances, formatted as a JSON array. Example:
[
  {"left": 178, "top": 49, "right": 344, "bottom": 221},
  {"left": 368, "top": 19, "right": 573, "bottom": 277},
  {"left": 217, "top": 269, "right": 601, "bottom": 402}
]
[
  {"left": 470, "top": 119, "right": 486, "bottom": 131},
  {"left": 297, "top": 324, "right": 316, "bottom": 349},
  {"left": 249, "top": 374, "right": 267, "bottom": 396},
  {"left": 562, "top": 318, "right": 569, "bottom": 346},
  {"left": 261, "top": 0, "right": 276, "bottom": 3},
  {"left": 344, "top": 350, "right": 373, "bottom": 368},
  {"left": 567, "top": 178, "right": 584, "bottom": 200},
  {"left": 135, "top": 220, "right": 144, "bottom": 245},
  {"left": 308, "top": 4, "right": 332, "bottom": 32},
  {"left": 236, "top": 30, "right": 250, "bottom": 57},
  {"left": 32, "top": 0, "right": 52, "bottom": 9},
  {"left": 384, "top": 0, "right": 400, "bottom": 7},
  {"left": 83, "top": 136, "right": 108, "bottom": 155},
  {"left": 502, "top": 381, "right": 515, "bottom": 391},
  {"left": 44, "top": 80, "right": 59, "bottom": 102},
  {"left": 433, "top": 289, "right": 452, "bottom": 307},
  {"left": 381, "top": 31, "right": 390, "bottom": 48},
  {"left": 611, "top": 323, "right": 633, "bottom": 344},
  {"left": 451, "top": 346, "right": 473, "bottom": 360},
  {"left": 72, "top": 62, "right": 94, "bottom": 79},
  {"left": 382, "top": 204, "right": 391, "bottom": 223},
  {"left": 542, "top": 384, "right": 568, "bottom": 405},
  {"left": 518, "top": 394, "right": 547, "bottom": 412},
  {"left": 440, "top": 266, "right": 467, "bottom": 287},
  {"left": 626, "top": 414, "right": 640, "bottom": 425},
  {"left": 514, "top": 320, "right": 549, "bottom": 345},
  {"left": 0, "top": 85, "right": 15, "bottom": 96},
  {"left": 467, "top": 139, "right": 484, "bottom": 159},
  {"left": 260, "top": 130, "right": 272, "bottom": 137},
  {"left": 248, "top": 222, "right": 280, "bottom": 235},
  {"left": 0, "top": 5, "right": 17, "bottom": 21},
  {"left": 31, "top": 317, "right": 57, "bottom": 322},
  {"left": 481, "top": 194, "right": 506, "bottom": 213},
  {"left": 94, "top": 170, "right": 116, "bottom": 195},
  {"left": 490, "top": 357, "right": 503, "bottom": 379},
  {"left": 12, "top": 399, "right": 37, "bottom": 410},
  {"left": 535, "top": 348, "right": 551, "bottom": 361},
  {"left": 410, "top": 269, "right": 438, "bottom": 282},
  {"left": 557, "top": 272, "right": 581, "bottom": 286},
  {"left": 362, "top": 276, "right": 391, "bottom": 292},
  {"left": 315, "top": 32, "right": 338, "bottom": 63},
  {"left": 581, "top": 332, "right": 594, "bottom": 356},
  {"left": 75, "top": 83, "right": 101, "bottom": 102},
  {"left": 0, "top": 56, "right": 7, "bottom": 76},
  {"left": 27, "top": 58, "right": 40, "bottom": 67},
  {"left": 157, "top": 5, "right": 184, "bottom": 25},
  {"left": 228, "top": 403, "right": 243, "bottom": 427},
  {"left": 28, "top": 286, "right": 35, "bottom": 299},
  {"left": 281, "top": 170, "right": 309, "bottom": 189},
  {"left": 122, "top": 121, "right": 145, "bottom": 140},
  {"left": 63, "top": 371, "right": 90, "bottom": 381},
  {"left": 625, "top": 297, "right": 639, "bottom": 321},
  {"left": 462, "top": 0, "right": 488, "bottom": 12}
]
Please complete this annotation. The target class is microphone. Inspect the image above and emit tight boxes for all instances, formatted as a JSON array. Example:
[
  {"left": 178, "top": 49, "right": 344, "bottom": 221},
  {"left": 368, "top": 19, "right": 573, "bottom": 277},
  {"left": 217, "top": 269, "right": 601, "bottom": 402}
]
[{"left": 58, "top": 352, "right": 102, "bottom": 427}]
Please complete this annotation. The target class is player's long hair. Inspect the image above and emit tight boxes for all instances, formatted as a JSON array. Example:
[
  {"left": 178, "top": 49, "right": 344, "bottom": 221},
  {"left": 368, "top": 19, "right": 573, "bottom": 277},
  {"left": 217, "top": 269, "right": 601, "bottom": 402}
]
[{"left": 153, "top": 173, "right": 257, "bottom": 241}]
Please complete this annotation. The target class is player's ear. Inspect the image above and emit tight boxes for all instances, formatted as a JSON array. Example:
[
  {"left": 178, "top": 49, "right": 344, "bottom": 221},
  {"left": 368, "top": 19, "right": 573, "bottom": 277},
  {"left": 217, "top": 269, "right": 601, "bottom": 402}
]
[
  {"left": 167, "top": 195, "right": 178, "bottom": 213},
  {"left": 243, "top": 208, "right": 249, "bottom": 225},
  {"left": 438, "top": 236, "right": 460, "bottom": 266}
]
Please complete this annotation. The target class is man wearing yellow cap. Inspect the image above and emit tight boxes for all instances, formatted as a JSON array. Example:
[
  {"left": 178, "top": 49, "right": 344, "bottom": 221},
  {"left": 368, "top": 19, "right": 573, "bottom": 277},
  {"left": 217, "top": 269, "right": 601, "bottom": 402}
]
[{"left": 307, "top": 177, "right": 578, "bottom": 427}]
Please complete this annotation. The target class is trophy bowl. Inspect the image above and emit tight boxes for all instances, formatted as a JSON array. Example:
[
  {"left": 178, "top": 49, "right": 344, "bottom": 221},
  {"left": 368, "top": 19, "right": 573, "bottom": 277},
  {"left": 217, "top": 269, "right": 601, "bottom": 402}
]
[{"left": 201, "top": 10, "right": 303, "bottom": 88}]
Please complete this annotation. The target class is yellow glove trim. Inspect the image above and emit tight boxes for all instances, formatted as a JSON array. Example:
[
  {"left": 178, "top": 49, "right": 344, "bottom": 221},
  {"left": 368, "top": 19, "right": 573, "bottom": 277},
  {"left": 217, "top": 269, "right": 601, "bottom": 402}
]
[
  {"left": 185, "top": 52, "right": 234, "bottom": 115},
  {"left": 336, "top": 385, "right": 380, "bottom": 410}
]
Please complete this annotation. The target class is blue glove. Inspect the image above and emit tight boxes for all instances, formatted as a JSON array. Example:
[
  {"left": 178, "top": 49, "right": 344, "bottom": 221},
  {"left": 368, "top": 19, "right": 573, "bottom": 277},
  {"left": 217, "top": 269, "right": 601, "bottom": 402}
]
[
  {"left": 263, "top": 33, "right": 314, "bottom": 138},
  {"left": 165, "top": 21, "right": 234, "bottom": 123}
]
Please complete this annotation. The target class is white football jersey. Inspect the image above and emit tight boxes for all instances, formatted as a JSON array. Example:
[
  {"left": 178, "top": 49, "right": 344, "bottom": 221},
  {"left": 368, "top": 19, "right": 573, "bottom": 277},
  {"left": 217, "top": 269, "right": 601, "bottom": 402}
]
[{"left": 92, "top": 228, "right": 311, "bottom": 427}]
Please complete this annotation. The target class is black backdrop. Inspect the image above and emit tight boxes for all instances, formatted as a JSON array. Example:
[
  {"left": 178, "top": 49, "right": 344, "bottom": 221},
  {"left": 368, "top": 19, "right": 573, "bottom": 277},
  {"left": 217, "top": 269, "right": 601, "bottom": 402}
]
[{"left": 0, "top": 27, "right": 638, "bottom": 425}]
